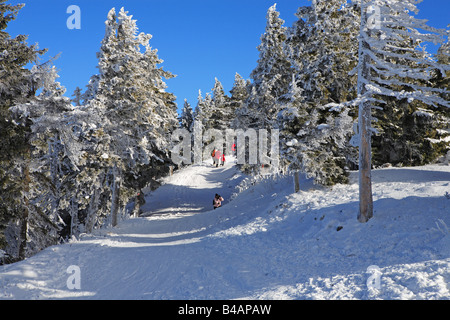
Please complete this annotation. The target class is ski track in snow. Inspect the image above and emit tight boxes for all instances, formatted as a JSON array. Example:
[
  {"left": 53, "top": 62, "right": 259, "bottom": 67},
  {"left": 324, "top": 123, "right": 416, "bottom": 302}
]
[{"left": 0, "top": 158, "right": 449, "bottom": 300}]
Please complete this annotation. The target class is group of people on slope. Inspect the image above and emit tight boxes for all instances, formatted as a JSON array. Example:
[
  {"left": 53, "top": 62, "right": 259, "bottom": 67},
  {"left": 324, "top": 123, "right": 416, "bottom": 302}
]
[
  {"left": 211, "top": 148, "right": 226, "bottom": 167},
  {"left": 211, "top": 144, "right": 236, "bottom": 168}
]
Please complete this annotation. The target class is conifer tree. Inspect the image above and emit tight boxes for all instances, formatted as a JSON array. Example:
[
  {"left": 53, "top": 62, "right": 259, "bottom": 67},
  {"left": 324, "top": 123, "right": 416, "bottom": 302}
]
[
  {"left": 0, "top": 1, "right": 47, "bottom": 262},
  {"left": 84, "top": 7, "right": 177, "bottom": 226},
  {"left": 278, "top": 76, "right": 354, "bottom": 186},
  {"left": 209, "top": 77, "right": 231, "bottom": 132},
  {"left": 367, "top": 14, "right": 450, "bottom": 167},
  {"left": 10, "top": 62, "right": 78, "bottom": 251},
  {"left": 278, "top": 0, "right": 359, "bottom": 185},
  {"left": 193, "top": 90, "right": 206, "bottom": 127},
  {"left": 230, "top": 73, "right": 251, "bottom": 129},
  {"left": 249, "top": 4, "right": 292, "bottom": 129},
  {"left": 356, "top": 0, "right": 450, "bottom": 222},
  {"left": 202, "top": 92, "right": 214, "bottom": 131},
  {"left": 71, "top": 86, "right": 83, "bottom": 106},
  {"left": 431, "top": 39, "right": 450, "bottom": 161},
  {"left": 179, "top": 99, "right": 194, "bottom": 132},
  {"left": 286, "top": 0, "right": 360, "bottom": 106}
]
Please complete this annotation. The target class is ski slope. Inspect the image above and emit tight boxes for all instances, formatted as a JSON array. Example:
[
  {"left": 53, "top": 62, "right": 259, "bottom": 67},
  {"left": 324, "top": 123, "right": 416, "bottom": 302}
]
[{"left": 0, "top": 158, "right": 449, "bottom": 300}]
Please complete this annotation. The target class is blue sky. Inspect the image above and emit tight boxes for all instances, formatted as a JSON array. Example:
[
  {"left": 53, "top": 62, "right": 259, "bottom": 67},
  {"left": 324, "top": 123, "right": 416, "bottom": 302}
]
[{"left": 5, "top": 0, "right": 450, "bottom": 114}]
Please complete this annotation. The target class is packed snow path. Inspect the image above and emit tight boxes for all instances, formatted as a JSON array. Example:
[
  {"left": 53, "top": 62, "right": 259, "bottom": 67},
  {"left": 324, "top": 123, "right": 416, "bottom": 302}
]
[{"left": 1, "top": 160, "right": 449, "bottom": 299}]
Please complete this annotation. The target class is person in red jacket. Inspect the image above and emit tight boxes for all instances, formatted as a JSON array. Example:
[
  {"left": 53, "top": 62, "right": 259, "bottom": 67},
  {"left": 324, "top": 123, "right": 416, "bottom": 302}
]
[
  {"left": 220, "top": 153, "right": 225, "bottom": 166},
  {"left": 211, "top": 148, "right": 217, "bottom": 167}
]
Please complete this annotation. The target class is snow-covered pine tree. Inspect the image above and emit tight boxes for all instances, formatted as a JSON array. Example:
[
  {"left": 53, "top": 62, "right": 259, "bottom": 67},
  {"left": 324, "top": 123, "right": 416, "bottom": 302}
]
[
  {"left": 278, "top": 0, "right": 360, "bottom": 186},
  {"left": 71, "top": 116, "right": 119, "bottom": 234},
  {"left": 84, "top": 7, "right": 177, "bottom": 226},
  {"left": 248, "top": 4, "right": 292, "bottom": 130},
  {"left": 179, "top": 99, "right": 194, "bottom": 132},
  {"left": 193, "top": 90, "right": 205, "bottom": 127},
  {"left": 285, "top": 0, "right": 360, "bottom": 106},
  {"left": 200, "top": 90, "right": 222, "bottom": 159},
  {"left": 10, "top": 62, "right": 79, "bottom": 253},
  {"left": 277, "top": 76, "right": 308, "bottom": 173},
  {"left": 193, "top": 89, "right": 216, "bottom": 133},
  {"left": 140, "top": 29, "right": 178, "bottom": 150},
  {"left": 208, "top": 77, "right": 231, "bottom": 132},
  {"left": 278, "top": 76, "right": 354, "bottom": 186},
  {"left": 202, "top": 92, "right": 214, "bottom": 130},
  {"left": 372, "top": 92, "right": 450, "bottom": 166},
  {"left": 368, "top": 18, "right": 449, "bottom": 167},
  {"left": 235, "top": 4, "right": 291, "bottom": 174},
  {"left": 431, "top": 38, "right": 450, "bottom": 162},
  {"left": 435, "top": 38, "right": 450, "bottom": 98},
  {"left": 243, "top": 80, "right": 276, "bottom": 130},
  {"left": 81, "top": 74, "right": 100, "bottom": 104},
  {"left": 229, "top": 73, "right": 250, "bottom": 130},
  {"left": 0, "top": 1, "right": 47, "bottom": 263},
  {"left": 356, "top": 0, "right": 450, "bottom": 222},
  {"left": 71, "top": 86, "right": 83, "bottom": 106}
]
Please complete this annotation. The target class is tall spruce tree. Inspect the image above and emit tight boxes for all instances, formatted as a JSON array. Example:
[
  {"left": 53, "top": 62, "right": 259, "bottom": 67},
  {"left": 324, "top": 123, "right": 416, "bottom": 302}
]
[
  {"left": 430, "top": 38, "right": 450, "bottom": 162},
  {"left": 179, "top": 99, "right": 194, "bottom": 132},
  {"left": 248, "top": 4, "right": 292, "bottom": 130},
  {"left": 209, "top": 77, "right": 231, "bottom": 132},
  {"left": 356, "top": 0, "right": 449, "bottom": 222},
  {"left": 193, "top": 90, "right": 206, "bottom": 127},
  {"left": 84, "top": 7, "right": 177, "bottom": 226},
  {"left": 278, "top": 76, "right": 354, "bottom": 186},
  {"left": 0, "top": 1, "right": 47, "bottom": 262},
  {"left": 71, "top": 86, "right": 83, "bottom": 106},
  {"left": 10, "top": 62, "right": 78, "bottom": 253},
  {"left": 285, "top": 0, "right": 360, "bottom": 106},
  {"left": 368, "top": 11, "right": 450, "bottom": 167},
  {"left": 230, "top": 73, "right": 251, "bottom": 129},
  {"left": 278, "top": 0, "right": 360, "bottom": 186}
]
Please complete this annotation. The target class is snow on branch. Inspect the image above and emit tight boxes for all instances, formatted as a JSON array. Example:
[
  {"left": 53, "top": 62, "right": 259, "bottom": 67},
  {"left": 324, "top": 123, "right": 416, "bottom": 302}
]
[{"left": 357, "top": 0, "right": 450, "bottom": 110}]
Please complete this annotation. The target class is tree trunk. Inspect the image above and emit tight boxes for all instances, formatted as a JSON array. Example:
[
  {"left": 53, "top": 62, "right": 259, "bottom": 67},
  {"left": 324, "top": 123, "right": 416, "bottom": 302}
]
[
  {"left": 69, "top": 196, "right": 78, "bottom": 238},
  {"left": 85, "top": 188, "right": 99, "bottom": 234},
  {"left": 357, "top": 0, "right": 374, "bottom": 223},
  {"left": 358, "top": 100, "right": 374, "bottom": 223},
  {"left": 132, "top": 195, "right": 140, "bottom": 218},
  {"left": 111, "top": 165, "right": 121, "bottom": 227},
  {"left": 294, "top": 171, "right": 300, "bottom": 193},
  {"left": 132, "top": 190, "right": 145, "bottom": 218},
  {"left": 18, "top": 156, "right": 31, "bottom": 261}
]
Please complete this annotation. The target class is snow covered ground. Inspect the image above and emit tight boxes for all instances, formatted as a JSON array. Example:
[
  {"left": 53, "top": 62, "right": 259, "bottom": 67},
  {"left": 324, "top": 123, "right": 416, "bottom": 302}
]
[{"left": 0, "top": 158, "right": 449, "bottom": 300}]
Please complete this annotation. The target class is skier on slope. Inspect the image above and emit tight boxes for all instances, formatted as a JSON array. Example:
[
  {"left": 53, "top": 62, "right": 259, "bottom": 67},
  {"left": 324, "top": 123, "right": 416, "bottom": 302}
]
[{"left": 213, "top": 194, "right": 224, "bottom": 210}]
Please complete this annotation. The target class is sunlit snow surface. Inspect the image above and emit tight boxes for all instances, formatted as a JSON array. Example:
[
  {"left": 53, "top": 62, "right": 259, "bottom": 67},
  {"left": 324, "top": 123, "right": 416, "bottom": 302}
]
[{"left": 1, "top": 158, "right": 449, "bottom": 299}]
